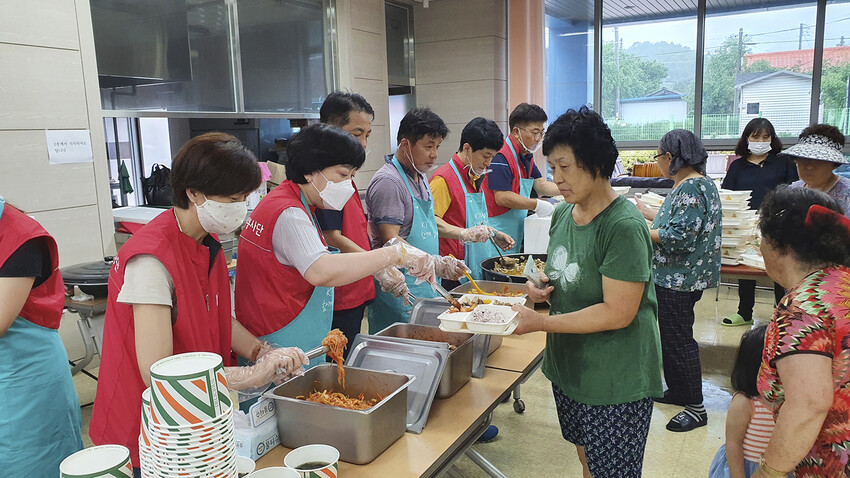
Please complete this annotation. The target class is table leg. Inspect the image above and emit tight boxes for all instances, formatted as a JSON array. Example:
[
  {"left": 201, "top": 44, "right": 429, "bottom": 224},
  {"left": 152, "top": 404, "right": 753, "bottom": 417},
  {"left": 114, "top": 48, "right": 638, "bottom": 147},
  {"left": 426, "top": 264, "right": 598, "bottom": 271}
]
[
  {"left": 69, "top": 313, "right": 97, "bottom": 377},
  {"left": 465, "top": 449, "right": 508, "bottom": 478}
]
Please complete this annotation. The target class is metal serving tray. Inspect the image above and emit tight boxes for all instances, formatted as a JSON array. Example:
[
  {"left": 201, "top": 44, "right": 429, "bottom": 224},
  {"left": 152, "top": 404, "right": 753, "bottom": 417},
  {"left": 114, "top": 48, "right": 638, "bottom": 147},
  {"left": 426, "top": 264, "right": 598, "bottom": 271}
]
[
  {"left": 374, "top": 323, "right": 474, "bottom": 399},
  {"left": 263, "top": 364, "right": 412, "bottom": 464},
  {"left": 347, "top": 336, "right": 448, "bottom": 434},
  {"left": 409, "top": 298, "right": 501, "bottom": 378}
]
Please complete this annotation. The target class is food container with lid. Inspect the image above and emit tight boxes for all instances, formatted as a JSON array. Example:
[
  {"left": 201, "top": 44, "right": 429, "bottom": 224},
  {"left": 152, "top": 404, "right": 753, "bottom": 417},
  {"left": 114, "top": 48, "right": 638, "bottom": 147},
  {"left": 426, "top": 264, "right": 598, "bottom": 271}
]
[
  {"left": 464, "top": 304, "right": 519, "bottom": 334},
  {"left": 409, "top": 298, "right": 502, "bottom": 378},
  {"left": 346, "top": 337, "right": 448, "bottom": 434},
  {"left": 374, "top": 323, "right": 475, "bottom": 398}
]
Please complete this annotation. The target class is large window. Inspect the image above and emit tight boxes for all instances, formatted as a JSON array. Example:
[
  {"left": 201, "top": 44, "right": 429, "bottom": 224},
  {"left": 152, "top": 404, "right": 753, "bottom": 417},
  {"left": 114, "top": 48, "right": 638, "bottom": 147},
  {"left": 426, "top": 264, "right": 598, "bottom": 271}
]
[
  {"left": 601, "top": 3, "right": 697, "bottom": 142},
  {"left": 823, "top": 0, "right": 850, "bottom": 135},
  {"left": 702, "top": 3, "right": 817, "bottom": 139},
  {"left": 543, "top": 0, "right": 850, "bottom": 146}
]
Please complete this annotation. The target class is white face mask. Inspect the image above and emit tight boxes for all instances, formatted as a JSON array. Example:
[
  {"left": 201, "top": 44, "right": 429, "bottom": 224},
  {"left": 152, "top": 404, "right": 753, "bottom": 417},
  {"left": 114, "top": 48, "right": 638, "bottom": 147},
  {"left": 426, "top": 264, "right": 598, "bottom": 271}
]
[
  {"left": 748, "top": 141, "right": 771, "bottom": 155},
  {"left": 195, "top": 196, "right": 247, "bottom": 234},
  {"left": 516, "top": 131, "right": 542, "bottom": 154},
  {"left": 405, "top": 144, "right": 436, "bottom": 176},
  {"left": 313, "top": 171, "right": 354, "bottom": 211},
  {"left": 466, "top": 163, "right": 491, "bottom": 176}
]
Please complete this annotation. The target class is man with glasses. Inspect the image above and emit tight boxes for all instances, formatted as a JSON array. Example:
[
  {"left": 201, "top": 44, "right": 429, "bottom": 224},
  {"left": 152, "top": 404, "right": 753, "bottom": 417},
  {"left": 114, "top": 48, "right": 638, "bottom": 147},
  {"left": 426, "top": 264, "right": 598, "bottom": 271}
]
[{"left": 484, "top": 103, "right": 560, "bottom": 253}]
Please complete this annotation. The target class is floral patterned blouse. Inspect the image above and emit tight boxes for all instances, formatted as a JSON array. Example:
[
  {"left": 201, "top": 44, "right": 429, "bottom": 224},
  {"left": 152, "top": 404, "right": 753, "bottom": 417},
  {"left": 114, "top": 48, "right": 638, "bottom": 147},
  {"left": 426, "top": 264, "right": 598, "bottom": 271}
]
[
  {"left": 758, "top": 266, "right": 850, "bottom": 478},
  {"left": 650, "top": 177, "right": 722, "bottom": 291},
  {"left": 791, "top": 176, "right": 850, "bottom": 218}
]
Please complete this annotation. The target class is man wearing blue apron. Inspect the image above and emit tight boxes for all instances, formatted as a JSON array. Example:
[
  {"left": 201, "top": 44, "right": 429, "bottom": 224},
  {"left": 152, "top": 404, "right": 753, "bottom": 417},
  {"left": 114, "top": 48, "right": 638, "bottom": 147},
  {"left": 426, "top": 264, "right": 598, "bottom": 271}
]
[
  {"left": 365, "top": 107, "right": 469, "bottom": 333},
  {"left": 483, "top": 103, "right": 560, "bottom": 253},
  {"left": 431, "top": 117, "right": 515, "bottom": 287}
]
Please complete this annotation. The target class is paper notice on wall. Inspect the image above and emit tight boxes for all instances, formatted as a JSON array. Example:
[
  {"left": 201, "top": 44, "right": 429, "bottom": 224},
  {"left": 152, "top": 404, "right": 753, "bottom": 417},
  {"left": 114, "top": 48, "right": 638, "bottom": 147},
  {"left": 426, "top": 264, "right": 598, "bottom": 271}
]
[{"left": 46, "top": 130, "right": 94, "bottom": 164}]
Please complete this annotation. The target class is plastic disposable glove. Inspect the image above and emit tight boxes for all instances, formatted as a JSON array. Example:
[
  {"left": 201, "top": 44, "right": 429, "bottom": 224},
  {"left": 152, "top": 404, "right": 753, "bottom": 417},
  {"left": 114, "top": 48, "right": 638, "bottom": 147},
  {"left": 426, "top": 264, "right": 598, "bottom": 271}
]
[
  {"left": 254, "top": 340, "right": 275, "bottom": 361},
  {"left": 375, "top": 266, "right": 412, "bottom": 305},
  {"left": 225, "top": 346, "right": 309, "bottom": 391},
  {"left": 383, "top": 238, "right": 437, "bottom": 285},
  {"left": 459, "top": 225, "right": 493, "bottom": 243},
  {"left": 534, "top": 199, "right": 556, "bottom": 217},
  {"left": 493, "top": 230, "right": 515, "bottom": 251},
  {"left": 433, "top": 255, "right": 470, "bottom": 281}
]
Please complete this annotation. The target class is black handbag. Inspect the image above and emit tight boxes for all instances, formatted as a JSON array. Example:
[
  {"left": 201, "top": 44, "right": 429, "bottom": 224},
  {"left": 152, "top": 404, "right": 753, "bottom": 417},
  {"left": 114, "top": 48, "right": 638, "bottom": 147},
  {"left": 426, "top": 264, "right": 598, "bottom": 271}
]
[{"left": 142, "top": 164, "right": 173, "bottom": 206}]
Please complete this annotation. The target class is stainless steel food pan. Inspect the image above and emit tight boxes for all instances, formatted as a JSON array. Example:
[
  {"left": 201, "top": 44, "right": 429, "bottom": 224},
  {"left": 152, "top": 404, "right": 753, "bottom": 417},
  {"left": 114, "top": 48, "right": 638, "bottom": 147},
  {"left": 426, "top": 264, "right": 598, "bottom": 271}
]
[
  {"left": 374, "top": 323, "right": 474, "bottom": 398},
  {"left": 263, "top": 364, "right": 412, "bottom": 464}
]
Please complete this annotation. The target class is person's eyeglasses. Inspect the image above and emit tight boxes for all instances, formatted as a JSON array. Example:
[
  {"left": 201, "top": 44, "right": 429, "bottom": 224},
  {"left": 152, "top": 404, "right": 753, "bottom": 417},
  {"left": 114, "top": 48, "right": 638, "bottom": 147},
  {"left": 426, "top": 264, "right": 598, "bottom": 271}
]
[
  {"left": 519, "top": 127, "right": 545, "bottom": 139},
  {"left": 653, "top": 153, "right": 666, "bottom": 159}
]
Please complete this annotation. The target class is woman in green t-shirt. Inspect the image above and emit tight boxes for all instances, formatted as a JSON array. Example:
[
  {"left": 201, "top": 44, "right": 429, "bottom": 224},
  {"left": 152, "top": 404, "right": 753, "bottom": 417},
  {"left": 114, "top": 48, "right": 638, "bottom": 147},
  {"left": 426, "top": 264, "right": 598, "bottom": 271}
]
[
  {"left": 512, "top": 106, "right": 663, "bottom": 478},
  {"left": 635, "top": 129, "right": 722, "bottom": 433}
]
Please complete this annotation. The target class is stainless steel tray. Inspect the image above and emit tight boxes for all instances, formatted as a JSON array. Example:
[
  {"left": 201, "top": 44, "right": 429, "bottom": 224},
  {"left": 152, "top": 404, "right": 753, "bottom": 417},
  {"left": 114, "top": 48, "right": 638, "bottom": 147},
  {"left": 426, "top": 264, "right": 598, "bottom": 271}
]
[
  {"left": 263, "top": 364, "right": 412, "bottom": 464},
  {"left": 347, "top": 335, "right": 448, "bottom": 434},
  {"left": 373, "top": 323, "right": 474, "bottom": 399},
  {"left": 409, "top": 298, "right": 502, "bottom": 378}
]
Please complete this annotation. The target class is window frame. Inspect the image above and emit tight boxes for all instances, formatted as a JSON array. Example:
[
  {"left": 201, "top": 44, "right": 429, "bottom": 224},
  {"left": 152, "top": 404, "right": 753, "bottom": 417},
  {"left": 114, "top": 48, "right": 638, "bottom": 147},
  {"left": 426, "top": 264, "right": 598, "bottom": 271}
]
[{"left": 549, "top": 0, "right": 837, "bottom": 151}]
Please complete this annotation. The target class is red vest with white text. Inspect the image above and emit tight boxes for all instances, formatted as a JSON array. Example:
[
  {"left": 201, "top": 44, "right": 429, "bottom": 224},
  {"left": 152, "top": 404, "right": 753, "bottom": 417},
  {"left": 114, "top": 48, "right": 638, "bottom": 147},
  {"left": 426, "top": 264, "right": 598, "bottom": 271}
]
[
  {"left": 483, "top": 136, "right": 531, "bottom": 217},
  {"left": 332, "top": 183, "right": 376, "bottom": 310},
  {"left": 431, "top": 154, "right": 478, "bottom": 260},
  {"left": 235, "top": 180, "right": 328, "bottom": 337},
  {"left": 89, "top": 210, "right": 233, "bottom": 467}
]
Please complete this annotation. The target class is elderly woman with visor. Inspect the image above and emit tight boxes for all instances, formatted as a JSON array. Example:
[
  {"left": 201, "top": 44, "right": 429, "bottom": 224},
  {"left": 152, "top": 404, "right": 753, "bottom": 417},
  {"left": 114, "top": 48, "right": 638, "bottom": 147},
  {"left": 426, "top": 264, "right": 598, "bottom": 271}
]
[
  {"left": 784, "top": 123, "right": 850, "bottom": 215},
  {"left": 635, "top": 129, "right": 722, "bottom": 433}
]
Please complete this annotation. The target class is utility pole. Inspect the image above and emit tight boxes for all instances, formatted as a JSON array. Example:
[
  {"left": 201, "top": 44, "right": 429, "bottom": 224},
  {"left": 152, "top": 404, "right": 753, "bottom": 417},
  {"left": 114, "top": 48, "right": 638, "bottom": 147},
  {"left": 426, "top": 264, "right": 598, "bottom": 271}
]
[
  {"left": 737, "top": 28, "right": 744, "bottom": 72},
  {"left": 615, "top": 26, "right": 621, "bottom": 119},
  {"left": 799, "top": 23, "right": 804, "bottom": 50},
  {"left": 845, "top": 75, "right": 849, "bottom": 134}
]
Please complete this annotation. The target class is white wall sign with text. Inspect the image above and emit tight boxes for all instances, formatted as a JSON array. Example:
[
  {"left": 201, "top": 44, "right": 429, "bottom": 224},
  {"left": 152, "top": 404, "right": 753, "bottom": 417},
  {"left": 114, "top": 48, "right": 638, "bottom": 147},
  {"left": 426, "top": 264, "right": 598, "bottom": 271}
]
[{"left": 45, "top": 130, "right": 94, "bottom": 165}]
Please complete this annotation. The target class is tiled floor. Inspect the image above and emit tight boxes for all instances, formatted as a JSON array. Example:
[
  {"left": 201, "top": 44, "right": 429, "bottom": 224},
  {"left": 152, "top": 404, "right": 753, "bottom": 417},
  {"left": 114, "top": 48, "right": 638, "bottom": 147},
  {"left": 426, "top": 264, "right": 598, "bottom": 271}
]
[{"left": 63, "top": 283, "right": 780, "bottom": 476}]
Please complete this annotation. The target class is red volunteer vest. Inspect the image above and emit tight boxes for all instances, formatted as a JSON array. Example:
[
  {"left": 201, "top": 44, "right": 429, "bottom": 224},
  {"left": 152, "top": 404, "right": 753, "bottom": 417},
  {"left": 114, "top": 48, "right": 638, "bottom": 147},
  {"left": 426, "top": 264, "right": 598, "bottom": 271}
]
[
  {"left": 332, "top": 183, "right": 376, "bottom": 311},
  {"left": 483, "top": 136, "right": 533, "bottom": 217},
  {"left": 89, "top": 210, "right": 232, "bottom": 467},
  {"left": 236, "top": 180, "right": 327, "bottom": 337},
  {"left": 0, "top": 205, "right": 64, "bottom": 329},
  {"left": 432, "top": 154, "right": 480, "bottom": 260}
]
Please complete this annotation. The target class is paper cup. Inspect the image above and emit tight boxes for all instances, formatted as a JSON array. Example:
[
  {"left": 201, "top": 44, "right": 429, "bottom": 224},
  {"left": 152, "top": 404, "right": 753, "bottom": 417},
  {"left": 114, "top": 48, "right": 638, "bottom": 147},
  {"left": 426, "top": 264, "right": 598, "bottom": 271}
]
[
  {"left": 247, "top": 467, "right": 301, "bottom": 478},
  {"left": 150, "top": 352, "right": 230, "bottom": 426},
  {"left": 60, "top": 445, "right": 133, "bottom": 478},
  {"left": 284, "top": 444, "right": 340, "bottom": 478},
  {"left": 236, "top": 456, "right": 257, "bottom": 477}
]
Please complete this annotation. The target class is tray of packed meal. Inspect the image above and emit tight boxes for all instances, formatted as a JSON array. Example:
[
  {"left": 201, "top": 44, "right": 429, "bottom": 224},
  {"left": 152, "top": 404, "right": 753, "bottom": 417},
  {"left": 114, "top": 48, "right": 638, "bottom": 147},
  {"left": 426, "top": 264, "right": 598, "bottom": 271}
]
[
  {"left": 263, "top": 364, "right": 413, "bottom": 464},
  {"left": 480, "top": 254, "right": 547, "bottom": 284},
  {"left": 448, "top": 281, "right": 532, "bottom": 307},
  {"left": 438, "top": 303, "right": 519, "bottom": 335}
]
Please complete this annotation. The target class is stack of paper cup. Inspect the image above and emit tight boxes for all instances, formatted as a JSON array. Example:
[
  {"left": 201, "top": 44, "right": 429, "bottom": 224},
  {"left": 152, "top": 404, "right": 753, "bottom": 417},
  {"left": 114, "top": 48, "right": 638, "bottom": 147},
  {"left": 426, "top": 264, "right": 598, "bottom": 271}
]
[
  {"left": 141, "top": 352, "right": 237, "bottom": 478},
  {"left": 60, "top": 445, "right": 133, "bottom": 478}
]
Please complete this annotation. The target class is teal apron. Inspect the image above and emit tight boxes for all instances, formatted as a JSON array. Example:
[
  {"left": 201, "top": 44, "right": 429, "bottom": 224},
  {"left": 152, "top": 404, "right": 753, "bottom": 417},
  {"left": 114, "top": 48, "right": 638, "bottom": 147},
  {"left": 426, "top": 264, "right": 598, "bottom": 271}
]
[
  {"left": 489, "top": 140, "right": 535, "bottom": 254},
  {"left": 0, "top": 318, "right": 84, "bottom": 476},
  {"left": 450, "top": 160, "right": 493, "bottom": 281},
  {"left": 258, "top": 191, "right": 335, "bottom": 369},
  {"left": 367, "top": 157, "right": 440, "bottom": 333}
]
